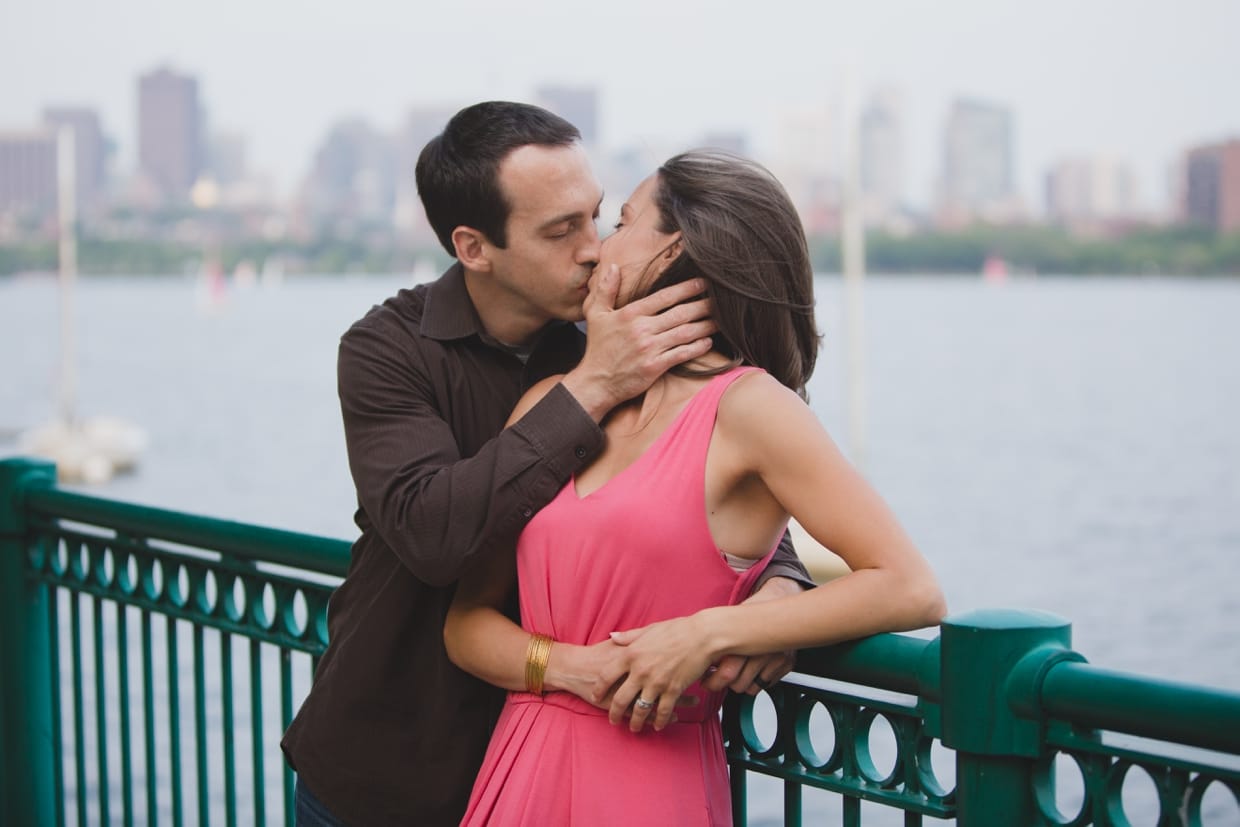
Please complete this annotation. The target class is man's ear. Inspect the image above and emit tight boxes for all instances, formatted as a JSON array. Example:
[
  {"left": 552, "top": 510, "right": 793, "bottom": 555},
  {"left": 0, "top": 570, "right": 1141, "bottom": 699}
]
[{"left": 453, "top": 227, "right": 491, "bottom": 272}]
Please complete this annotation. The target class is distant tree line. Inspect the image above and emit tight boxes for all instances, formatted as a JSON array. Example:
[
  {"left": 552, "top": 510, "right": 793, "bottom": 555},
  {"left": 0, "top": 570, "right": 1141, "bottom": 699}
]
[
  {"left": 3, "top": 226, "right": 1239, "bottom": 277},
  {"left": 809, "top": 225, "right": 1240, "bottom": 276},
  {"left": 0, "top": 235, "right": 440, "bottom": 277}
]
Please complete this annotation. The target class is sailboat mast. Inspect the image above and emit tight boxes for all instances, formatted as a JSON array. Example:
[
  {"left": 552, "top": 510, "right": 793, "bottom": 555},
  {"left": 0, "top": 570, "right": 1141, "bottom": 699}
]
[
  {"left": 840, "top": 66, "right": 868, "bottom": 470},
  {"left": 56, "top": 126, "right": 77, "bottom": 426}
]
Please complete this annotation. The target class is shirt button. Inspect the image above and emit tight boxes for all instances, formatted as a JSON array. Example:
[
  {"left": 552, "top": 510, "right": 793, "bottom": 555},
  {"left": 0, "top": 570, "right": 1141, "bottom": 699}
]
[
  {"left": 522, "top": 507, "right": 533, "bottom": 518},
  {"left": 574, "top": 446, "right": 587, "bottom": 459}
]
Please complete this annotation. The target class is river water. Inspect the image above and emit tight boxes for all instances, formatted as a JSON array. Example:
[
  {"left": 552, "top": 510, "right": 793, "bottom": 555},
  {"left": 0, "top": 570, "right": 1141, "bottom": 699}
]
[{"left": 3, "top": 272, "right": 1238, "bottom": 824}]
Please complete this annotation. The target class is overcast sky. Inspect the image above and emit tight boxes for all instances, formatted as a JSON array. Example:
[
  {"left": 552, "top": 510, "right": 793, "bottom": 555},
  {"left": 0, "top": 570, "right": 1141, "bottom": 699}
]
[{"left": 3, "top": 0, "right": 1238, "bottom": 211}]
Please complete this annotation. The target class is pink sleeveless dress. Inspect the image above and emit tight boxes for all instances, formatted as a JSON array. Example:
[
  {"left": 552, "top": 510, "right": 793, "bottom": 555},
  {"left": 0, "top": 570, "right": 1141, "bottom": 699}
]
[{"left": 460, "top": 367, "right": 775, "bottom": 826}]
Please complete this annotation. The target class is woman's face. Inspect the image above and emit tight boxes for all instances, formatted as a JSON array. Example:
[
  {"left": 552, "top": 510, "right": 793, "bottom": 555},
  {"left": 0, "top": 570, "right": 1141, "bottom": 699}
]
[{"left": 596, "top": 174, "right": 682, "bottom": 306}]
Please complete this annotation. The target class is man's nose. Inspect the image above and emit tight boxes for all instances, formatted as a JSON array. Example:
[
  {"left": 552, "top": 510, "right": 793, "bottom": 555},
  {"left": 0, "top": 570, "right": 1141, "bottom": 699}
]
[{"left": 576, "top": 220, "right": 601, "bottom": 266}]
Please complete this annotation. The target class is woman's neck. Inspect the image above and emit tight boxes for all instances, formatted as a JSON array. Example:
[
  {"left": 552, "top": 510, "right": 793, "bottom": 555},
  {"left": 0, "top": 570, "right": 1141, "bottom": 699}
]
[{"left": 604, "top": 352, "right": 730, "bottom": 437}]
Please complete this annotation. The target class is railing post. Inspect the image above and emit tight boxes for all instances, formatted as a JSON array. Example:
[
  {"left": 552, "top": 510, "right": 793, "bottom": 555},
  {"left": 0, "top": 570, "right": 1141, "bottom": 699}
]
[
  {"left": 0, "top": 458, "right": 58, "bottom": 826},
  {"left": 940, "top": 609, "right": 1074, "bottom": 826}
]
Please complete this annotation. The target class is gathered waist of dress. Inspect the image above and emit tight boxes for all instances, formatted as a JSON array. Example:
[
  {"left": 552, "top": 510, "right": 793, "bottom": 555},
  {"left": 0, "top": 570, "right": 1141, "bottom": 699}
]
[{"left": 507, "top": 685, "right": 719, "bottom": 725}]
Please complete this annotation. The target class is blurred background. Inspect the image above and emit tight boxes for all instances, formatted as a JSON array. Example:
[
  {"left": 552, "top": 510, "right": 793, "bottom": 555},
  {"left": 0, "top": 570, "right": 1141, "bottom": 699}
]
[
  {"left": 1, "top": 4, "right": 1238, "bottom": 820},
  {"left": 1, "top": 0, "right": 1239, "bottom": 274}
]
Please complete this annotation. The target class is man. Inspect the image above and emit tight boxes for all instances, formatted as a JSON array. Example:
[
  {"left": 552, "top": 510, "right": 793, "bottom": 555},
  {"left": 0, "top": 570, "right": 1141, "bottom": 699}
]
[{"left": 281, "top": 101, "right": 810, "bottom": 826}]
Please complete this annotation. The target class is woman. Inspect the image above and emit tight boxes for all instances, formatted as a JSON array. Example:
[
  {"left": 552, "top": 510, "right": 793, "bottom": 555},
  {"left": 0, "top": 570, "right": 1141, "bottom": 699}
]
[{"left": 444, "top": 150, "right": 946, "bottom": 826}]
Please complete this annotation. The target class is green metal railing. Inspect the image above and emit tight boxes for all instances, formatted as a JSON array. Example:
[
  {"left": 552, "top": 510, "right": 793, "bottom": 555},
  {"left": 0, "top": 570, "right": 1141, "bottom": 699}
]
[
  {"left": 723, "top": 618, "right": 1240, "bottom": 825},
  {"left": 2, "top": 457, "right": 1239, "bottom": 825},
  {"left": 1, "top": 459, "right": 344, "bottom": 826}
]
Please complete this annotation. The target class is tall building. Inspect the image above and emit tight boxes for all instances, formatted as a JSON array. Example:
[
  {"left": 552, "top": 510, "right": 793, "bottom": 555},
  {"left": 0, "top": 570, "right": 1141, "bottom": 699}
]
[
  {"left": 938, "top": 98, "right": 1017, "bottom": 222},
  {"left": 771, "top": 104, "right": 839, "bottom": 234},
  {"left": 0, "top": 128, "right": 58, "bottom": 220},
  {"left": 301, "top": 119, "right": 396, "bottom": 226},
  {"left": 535, "top": 86, "right": 599, "bottom": 147},
  {"left": 394, "top": 105, "right": 457, "bottom": 239},
  {"left": 42, "top": 107, "right": 107, "bottom": 211},
  {"left": 1182, "top": 139, "right": 1240, "bottom": 232},
  {"left": 859, "top": 89, "right": 905, "bottom": 223},
  {"left": 1045, "top": 156, "right": 1139, "bottom": 226},
  {"left": 138, "top": 67, "right": 204, "bottom": 203},
  {"left": 207, "top": 131, "right": 247, "bottom": 188},
  {"left": 399, "top": 105, "right": 455, "bottom": 174}
]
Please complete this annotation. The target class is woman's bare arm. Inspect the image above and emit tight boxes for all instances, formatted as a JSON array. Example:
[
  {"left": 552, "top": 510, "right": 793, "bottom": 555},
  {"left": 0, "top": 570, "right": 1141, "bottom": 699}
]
[{"left": 607, "top": 372, "right": 947, "bottom": 730}]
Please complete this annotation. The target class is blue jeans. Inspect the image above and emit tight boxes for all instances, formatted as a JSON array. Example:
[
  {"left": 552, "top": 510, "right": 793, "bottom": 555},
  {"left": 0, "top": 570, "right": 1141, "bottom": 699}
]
[{"left": 295, "top": 778, "right": 348, "bottom": 827}]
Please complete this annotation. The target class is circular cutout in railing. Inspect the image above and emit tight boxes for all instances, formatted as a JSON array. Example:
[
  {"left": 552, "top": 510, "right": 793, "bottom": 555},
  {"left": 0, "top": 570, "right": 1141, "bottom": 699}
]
[
  {"left": 252, "top": 580, "right": 277, "bottom": 630},
  {"left": 142, "top": 556, "right": 164, "bottom": 601},
  {"left": 1106, "top": 760, "right": 1162, "bottom": 827},
  {"left": 793, "top": 697, "right": 838, "bottom": 771},
  {"left": 197, "top": 568, "right": 219, "bottom": 616},
  {"left": 70, "top": 540, "right": 89, "bottom": 582},
  {"left": 50, "top": 538, "right": 69, "bottom": 577},
  {"left": 853, "top": 709, "right": 899, "bottom": 786},
  {"left": 281, "top": 588, "right": 309, "bottom": 638},
  {"left": 95, "top": 543, "right": 114, "bottom": 588},
  {"left": 116, "top": 550, "right": 139, "bottom": 596},
  {"left": 223, "top": 574, "right": 246, "bottom": 623},
  {"left": 1033, "top": 751, "right": 1089, "bottom": 826},
  {"left": 737, "top": 688, "right": 779, "bottom": 755},
  {"left": 916, "top": 736, "right": 956, "bottom": 800},
  {"left": 167, "top": 563, "right": 190, "bottom": 608},
  {"left": 1190, "top": 776, "right": 1240, "bottom": 826}
]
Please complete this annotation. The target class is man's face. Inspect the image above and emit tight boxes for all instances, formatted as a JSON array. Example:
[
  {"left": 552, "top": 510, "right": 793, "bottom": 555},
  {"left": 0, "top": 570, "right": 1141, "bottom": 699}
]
[{"left": 485, "top": 142, "right": 603, "bottom": 333}]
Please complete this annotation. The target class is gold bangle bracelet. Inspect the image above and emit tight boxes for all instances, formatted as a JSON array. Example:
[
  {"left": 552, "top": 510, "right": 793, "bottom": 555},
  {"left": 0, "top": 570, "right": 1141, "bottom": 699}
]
[{"left": 524, "top": 633, "right": 554, "bottom": 695}]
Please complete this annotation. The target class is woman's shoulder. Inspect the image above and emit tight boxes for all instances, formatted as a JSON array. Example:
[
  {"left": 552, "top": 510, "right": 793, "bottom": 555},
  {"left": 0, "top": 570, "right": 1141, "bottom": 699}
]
[
  {"left": 526, "top": 374, "right": 566, "bottom": 397},
  {"left": 506, "top": 374, "right": 566, "bottom": 426},
  {"left": 717, "top": 368, "right": 814, "bottom": 434},
  {"left": 719, "top": 366, "right": 800, "bottom": 404}
]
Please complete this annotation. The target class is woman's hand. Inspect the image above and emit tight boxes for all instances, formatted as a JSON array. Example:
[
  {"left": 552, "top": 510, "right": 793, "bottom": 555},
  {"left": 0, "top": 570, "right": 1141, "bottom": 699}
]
[
  {"left": 604, "top": 610, "right": 722, "bottom": 732},
  {"left": 546, "top": 637, "right": 632, "bottom": 708}
]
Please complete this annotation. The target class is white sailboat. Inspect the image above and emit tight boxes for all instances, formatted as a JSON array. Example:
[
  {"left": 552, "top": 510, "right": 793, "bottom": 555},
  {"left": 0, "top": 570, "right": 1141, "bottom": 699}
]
[{"left": 18, "top": 127, "right": 146, "bottom": 484}]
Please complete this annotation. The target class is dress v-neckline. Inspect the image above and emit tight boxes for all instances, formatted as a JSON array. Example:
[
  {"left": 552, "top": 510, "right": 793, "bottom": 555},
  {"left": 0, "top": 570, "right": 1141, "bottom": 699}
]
[{"left": 571, "top": 374, "right": 722, "bottom": 501}]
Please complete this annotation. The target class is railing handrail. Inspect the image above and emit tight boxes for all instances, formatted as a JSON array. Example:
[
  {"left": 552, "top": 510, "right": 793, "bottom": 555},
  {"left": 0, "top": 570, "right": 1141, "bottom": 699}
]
[
  {"left": 24, "top": 485, "right": 352, "bottom": 576},
  {"left": 1038, "top": 660, "right": 1240, "bottom": 755},
  {"left": 793, "top": 631, "right": 940, "bottom": 699}
]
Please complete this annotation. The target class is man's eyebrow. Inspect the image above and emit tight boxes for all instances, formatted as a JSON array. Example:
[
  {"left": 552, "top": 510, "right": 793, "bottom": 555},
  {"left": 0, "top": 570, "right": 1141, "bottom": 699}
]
[
  {"left": 537, "top": 212, "right": 581, "bottom": 231},
  {"left": 538, "top": 194, "right": 605, "bottom": 231}
]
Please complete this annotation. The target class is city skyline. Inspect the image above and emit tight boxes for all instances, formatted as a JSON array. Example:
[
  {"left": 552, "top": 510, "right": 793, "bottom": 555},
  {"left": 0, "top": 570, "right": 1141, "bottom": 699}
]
[{"left": 3, "top": 0, "right": 1239, "bottom": 213}]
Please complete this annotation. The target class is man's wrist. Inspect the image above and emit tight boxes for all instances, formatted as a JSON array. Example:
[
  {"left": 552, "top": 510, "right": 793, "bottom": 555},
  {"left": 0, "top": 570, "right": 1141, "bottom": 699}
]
[{"left": 559, "top": 369, "right": 619, "bottom": 423}]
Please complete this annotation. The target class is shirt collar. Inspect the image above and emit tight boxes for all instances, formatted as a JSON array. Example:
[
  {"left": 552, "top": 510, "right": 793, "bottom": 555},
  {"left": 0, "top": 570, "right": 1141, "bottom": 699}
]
[
  {"left": 421, "top": 261, "right": 485, "bottom": 342},
  {"left": 420, "top": 260, "right": 577, "bottom": 351}
]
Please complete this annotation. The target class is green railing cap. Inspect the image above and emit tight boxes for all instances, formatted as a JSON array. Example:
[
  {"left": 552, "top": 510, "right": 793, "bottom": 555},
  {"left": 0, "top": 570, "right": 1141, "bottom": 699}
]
[
  {"left": 0, "top": 458, "right": 57, "bottom": 538},
  {"left": 940, "top": 609, "right": 1074, "bottom": 757}
]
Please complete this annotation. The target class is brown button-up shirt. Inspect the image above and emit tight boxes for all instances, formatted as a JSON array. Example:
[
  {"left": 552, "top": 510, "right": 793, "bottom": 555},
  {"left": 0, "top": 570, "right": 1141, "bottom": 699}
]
[{"left": 281, "top": 263, "right": 809, "bottom": 826}]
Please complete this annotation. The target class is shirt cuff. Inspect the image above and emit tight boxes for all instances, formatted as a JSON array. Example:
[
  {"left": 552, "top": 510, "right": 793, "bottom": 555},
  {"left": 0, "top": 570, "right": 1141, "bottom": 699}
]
[
  {"left": 508, "top": 381, "right": 605, "bottom": 478},
  {"left": 755, "top": 561, "right": 817, "bottom": 593}
]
